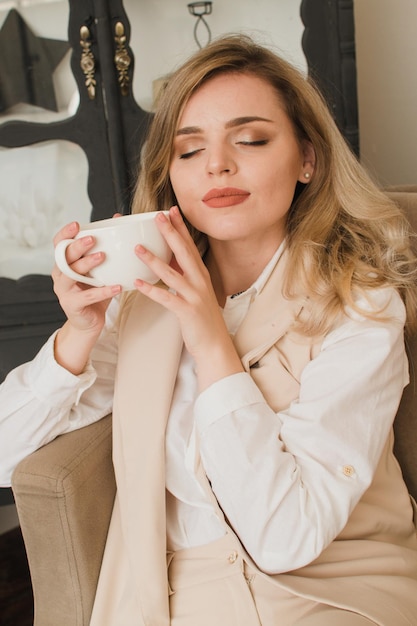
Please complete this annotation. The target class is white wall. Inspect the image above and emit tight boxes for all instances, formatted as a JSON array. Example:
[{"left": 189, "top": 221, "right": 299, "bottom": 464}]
[
  {"left": 354, "top": 0, "right": 417, "bottom": 186},
  {"left": 125, "top": 0, "right": 306, "bottom": 111}
]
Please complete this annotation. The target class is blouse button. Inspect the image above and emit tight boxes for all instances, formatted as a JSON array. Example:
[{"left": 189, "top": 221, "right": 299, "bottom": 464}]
[
  {"left": 228, "top": 551, "right": 238, "bottom": 564},
  {"left": 342, "top": 464, "right": 355, "bottom": 477}
]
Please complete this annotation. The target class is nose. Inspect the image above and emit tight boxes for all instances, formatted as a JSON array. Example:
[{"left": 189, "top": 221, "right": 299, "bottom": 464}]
[{"left": 206, "top": 143, "right": 237, "bottom": 176}]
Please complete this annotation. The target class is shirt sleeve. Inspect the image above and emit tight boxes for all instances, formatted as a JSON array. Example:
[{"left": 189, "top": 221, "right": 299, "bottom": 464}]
[
  {"left": 0, "top": 299, "right": 119, "bottom": 487},
  {"left": 193, "top": 287, "right": 409, "bottom": 573}
]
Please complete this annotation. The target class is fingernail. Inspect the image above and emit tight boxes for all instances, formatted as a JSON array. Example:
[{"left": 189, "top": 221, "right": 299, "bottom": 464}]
[{"left": 156, "top": 211, "right": 167, "bottom": 222}]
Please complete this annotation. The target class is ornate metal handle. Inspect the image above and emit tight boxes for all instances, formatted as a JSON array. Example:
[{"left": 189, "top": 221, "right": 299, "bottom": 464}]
[
  {"left": 114, "top": 22, "right": 131, "bottom": 96},
  {"left": 79, "top": 25, "right": 96, "bottom": 100}
]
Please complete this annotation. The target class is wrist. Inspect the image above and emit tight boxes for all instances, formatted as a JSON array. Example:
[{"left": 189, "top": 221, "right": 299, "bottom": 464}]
[
  {"left": 194, "top": 340, "right": 244, "bottom": 393},
  {"left": 54, "top": 322, "right": 100, "bottom": 375}
]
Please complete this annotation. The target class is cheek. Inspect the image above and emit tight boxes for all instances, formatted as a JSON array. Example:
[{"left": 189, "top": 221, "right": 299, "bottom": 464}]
[
  {"left": 170, "top": 169, "right": 199, "bottom": 211},
  {"left": 260, "top": 168, "right": 301, "bottom": 213},
  {"left": 169, "top": 166, "right": 179, "bottom": 198},
  {"left": 268, "top": 156, "right": 303, "bottom": 192},
  {"left": 171, "top": 186, "right": 192, "bottom": 214},
  {"left": 170, "top": 167, "right": 187, "bottom": 201}
]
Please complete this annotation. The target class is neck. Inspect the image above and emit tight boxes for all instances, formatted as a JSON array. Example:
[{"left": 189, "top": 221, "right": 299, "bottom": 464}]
[{"left": 205, "top": 237, "right": 283, "bottom": 307}]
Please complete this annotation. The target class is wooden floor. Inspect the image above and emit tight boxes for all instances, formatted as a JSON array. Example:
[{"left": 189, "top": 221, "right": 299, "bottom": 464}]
[{"left": 0, "top": 526, "right": 33, "bottom": 625}]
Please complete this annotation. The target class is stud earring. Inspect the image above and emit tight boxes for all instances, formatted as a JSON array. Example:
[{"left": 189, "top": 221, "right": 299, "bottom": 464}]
[{"left": 304, "top": 172, "right": 311, "bottom": 180}]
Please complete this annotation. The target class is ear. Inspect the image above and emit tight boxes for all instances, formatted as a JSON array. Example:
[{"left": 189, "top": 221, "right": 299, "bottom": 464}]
[{"left": 298, "top": 140, "right": 316, "bottom": 183}]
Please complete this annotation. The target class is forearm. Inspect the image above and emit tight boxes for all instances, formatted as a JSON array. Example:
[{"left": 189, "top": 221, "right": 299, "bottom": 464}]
[
  {"left": 0, "top": 308, "right": 118, "bottom": 486},
  {"left": 0, "top": 334, "right": 95, "bottom": 485}
]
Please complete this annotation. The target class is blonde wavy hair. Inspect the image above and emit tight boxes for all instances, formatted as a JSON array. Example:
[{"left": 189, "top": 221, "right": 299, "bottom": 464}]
[{"left": 131, "top": 34, "right": 417, "bottom": 335}]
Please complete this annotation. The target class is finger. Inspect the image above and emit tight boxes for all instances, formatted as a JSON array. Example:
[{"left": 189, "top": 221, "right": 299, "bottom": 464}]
[
  {"left": 168, "top": 206, "right": 193, "bottom": 240},
  {"left": 165, "top": 206, "right": 198, "bottom": 249},
  {"left": 55, "top": 273, "right": 121, "bottom": 302},
  {"left": 53, "top": 221, "right": 79, "bottom": 246},
  {"left": 135, "top": 244, "right": 179, "bottom": 286},
  {"left": 52, "top": 244, "right": 105, "bottom": 286},
  {"left": 155, "top": 210, "right": 203, "bottom": 272},
  {"left": 72, "top": 283, "right": 122, "bottom": 302},
  {"left": 134, "top": 277, "right": 184, "bottom": 313},
  {"left": 169, "top": 255, "right": 184, "bottom": 275},
  {"left": 135, "top": 244, "right": 207, "bottom": 303},
  {"left": 54, "top": 253, "right": 106, "bottom": 294},
  {"left": 58, "top": 235, "right": 98, "bottom": 266},
  {"left": 69, "top": 250, "right": 105, "bottom": 275}
]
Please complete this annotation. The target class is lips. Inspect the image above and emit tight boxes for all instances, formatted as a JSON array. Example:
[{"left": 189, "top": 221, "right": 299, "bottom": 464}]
[{"left": 202, "top": 187, "right": 250, "bottom": 208}]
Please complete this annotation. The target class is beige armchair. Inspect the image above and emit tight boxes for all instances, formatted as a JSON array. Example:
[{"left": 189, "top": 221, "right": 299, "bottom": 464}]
[
  {"left": 12, "top": 415, "right": 115, "bottom": 626},
  {"left": 11, "top": 188, "right": 417, "bottom": 626}
]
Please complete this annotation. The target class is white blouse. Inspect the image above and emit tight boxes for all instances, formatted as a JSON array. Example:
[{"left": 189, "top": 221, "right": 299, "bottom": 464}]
[{"left": 0, "top": 249, "right": 409, "bottom": 573}]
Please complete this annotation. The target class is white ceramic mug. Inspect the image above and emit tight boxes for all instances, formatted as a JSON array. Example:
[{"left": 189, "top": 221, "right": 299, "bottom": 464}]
[{"left": 54, "top": 211, "right": 171, "bottom": 291}]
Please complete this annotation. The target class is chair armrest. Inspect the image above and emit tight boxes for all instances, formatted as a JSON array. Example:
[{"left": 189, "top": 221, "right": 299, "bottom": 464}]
[{"left": 11, "top": 414, "right": 116, "bottom": 626}]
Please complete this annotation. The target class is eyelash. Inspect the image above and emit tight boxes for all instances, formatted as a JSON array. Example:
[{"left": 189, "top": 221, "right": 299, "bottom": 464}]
[
  {"left": 178, "top": 139, "right": 268, "bottom": 160},
  {"left": 238, "top": 139, "right": 268, "bottom": 146},
  {"left": 179, "top": 149, "right": 202, "bottom": 160}
]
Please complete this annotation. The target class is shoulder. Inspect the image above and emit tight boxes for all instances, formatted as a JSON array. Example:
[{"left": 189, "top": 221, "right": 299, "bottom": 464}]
[
  {"left": 321, "top": 287, "right": 406, "bottom": 352},
  {"left": 347, "top": 286, "right": 406, "bottom": 323}
]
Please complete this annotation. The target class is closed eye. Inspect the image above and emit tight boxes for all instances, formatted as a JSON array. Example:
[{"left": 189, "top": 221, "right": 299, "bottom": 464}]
[
  {"left": 179, "top": 148, "right": 204, "bottom": 159},
  {"left": 237, "top": 139, "right": 269, "bottom": 146}
]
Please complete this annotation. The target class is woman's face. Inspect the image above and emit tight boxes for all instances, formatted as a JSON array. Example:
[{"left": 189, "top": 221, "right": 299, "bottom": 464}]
[{"left": 169, "top": 72, "right": 314, "bottom": 251}]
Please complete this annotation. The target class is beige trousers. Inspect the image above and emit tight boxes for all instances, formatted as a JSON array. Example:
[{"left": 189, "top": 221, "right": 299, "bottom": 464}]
[
  {"left": 92, "top": 519, "right": 376, "bottom": 625},
  {"left": 167, "top": 534, "right": 376, "bottom": 626}
]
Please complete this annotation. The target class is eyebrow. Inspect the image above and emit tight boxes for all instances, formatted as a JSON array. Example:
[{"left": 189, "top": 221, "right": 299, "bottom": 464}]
[{"left": 176, "top": 116, "right": 273, "bottom": 136}]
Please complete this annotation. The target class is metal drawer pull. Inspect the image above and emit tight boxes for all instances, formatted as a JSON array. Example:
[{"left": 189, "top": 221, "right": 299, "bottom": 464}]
[
  {"left": 80, "top": 25, "right": 96, "bottom": 100},
  {"left": 114, "top": 22, "right": 131, "bottom": 96}
]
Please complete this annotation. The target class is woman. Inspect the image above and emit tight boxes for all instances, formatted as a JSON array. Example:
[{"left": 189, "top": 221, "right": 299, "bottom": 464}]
[{"left": 1, "top": 35, "right": 417, "bottom": 625}]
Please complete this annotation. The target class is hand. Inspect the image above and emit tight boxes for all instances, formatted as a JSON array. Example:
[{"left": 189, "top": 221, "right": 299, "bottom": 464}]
[
  {"left": 51, "top": 219, "right": 122, "bottom": 375},
  {"left": 52, "top": 220, "right": 122, "bottom": 336},
  {"left": 133, "top": 207, "right": 243, "bottom": 391}
]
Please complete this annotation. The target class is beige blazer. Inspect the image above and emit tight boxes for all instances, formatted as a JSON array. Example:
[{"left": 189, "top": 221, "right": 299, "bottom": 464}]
[{"left": 90, "top": 253, "right": 417, "bottom": 626}]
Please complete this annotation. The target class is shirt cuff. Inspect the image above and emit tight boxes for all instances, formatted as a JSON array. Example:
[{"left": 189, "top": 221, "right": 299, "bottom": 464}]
[
  {"left": 28, "top": 331, "right": 97, "bottom": 407},
  {"left": 194, "top": 372, "right": 266, "bottom": 433}
]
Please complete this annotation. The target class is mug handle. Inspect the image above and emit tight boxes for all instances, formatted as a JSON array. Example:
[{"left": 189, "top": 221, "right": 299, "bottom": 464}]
[{"left": 54, "top": 239, "right": 104, "bottom": 288}]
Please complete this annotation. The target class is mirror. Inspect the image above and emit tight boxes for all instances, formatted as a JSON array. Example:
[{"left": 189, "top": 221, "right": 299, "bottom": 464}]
[{"left": 0, "top": 141, "right": 89, "bottom": 279}]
